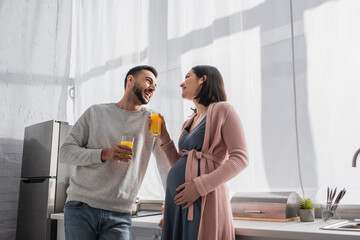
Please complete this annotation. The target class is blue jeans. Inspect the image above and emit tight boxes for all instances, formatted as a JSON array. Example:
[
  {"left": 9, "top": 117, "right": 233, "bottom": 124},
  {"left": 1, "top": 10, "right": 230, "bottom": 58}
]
[{"left": 64, "top": 201, "right": 132, "bottom": 240}]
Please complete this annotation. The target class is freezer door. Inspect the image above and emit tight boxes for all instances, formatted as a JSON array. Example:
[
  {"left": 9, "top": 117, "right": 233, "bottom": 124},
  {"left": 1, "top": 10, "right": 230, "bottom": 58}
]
[
  {"left": 16, "top": 178, "right": 56, "bottom": 240},
  {"left": 21, "top": 120, "right": 59, "bottom": 178},
  {"left": 55, "top": 122, "right": 74, "bottom": 213}
]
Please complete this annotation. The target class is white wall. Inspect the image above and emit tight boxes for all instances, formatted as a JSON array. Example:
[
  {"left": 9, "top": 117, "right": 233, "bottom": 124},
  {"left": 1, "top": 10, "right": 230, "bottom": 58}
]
[{"left": 0, "top": 1, "right": 72, "bottom": 239}]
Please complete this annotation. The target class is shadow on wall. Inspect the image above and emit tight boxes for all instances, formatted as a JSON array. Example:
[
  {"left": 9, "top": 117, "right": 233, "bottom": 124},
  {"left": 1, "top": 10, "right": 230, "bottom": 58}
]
[
  {"left": 0, "top": 137, "right": 23, "bottom": 240},
  {"left": 72, "top": 0, "right": 336, "bottom": 195}
]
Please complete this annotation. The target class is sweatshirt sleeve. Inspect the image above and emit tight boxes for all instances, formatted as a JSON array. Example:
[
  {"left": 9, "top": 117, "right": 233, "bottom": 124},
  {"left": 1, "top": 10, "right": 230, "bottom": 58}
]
[
  {"left": 60, "top": 108, "right": 103, "bottom": 166},
  {"left": 153, "top": 138, "right": 171, "bottom": 191},
  {"left": 193, "top": 104, "right": 249, "bottom": 196}
]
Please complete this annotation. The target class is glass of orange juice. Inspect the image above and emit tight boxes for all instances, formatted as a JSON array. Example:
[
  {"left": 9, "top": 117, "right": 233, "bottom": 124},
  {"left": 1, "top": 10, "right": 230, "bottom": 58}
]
[
  {"left": 150, "top": 113, "right": 161, "bottom": 137},
  {"left": 120, "top": 136, "right": 134, "bottom": 163}
]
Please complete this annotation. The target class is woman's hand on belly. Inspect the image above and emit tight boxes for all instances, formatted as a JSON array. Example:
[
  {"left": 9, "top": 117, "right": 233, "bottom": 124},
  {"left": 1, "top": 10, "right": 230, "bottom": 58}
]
[{"left": 174, "top": 181, "right": 200, "bottom": 209}]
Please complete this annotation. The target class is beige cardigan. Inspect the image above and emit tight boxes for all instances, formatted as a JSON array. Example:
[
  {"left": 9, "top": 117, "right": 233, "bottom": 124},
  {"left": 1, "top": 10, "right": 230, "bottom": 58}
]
[{"left": 161, "top": 102, "right": 249, "bottom": 240}]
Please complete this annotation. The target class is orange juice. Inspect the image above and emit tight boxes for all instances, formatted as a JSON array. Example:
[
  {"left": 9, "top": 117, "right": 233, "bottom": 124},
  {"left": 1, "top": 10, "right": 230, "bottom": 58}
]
[
  {"left": 120, "top": 141, "right": 133, "bottom": 149},
  {"left": 150, "top": 113, "right": 161, "bottom": 137},
  {"left": 120, "top": 136, "right": 134, "bottom": 162}
]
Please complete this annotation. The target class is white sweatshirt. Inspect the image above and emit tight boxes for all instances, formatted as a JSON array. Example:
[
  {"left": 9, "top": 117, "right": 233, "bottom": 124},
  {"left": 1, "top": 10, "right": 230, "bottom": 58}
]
[{"left": 60, "top": 103, "right": 170, "bottom": 213}]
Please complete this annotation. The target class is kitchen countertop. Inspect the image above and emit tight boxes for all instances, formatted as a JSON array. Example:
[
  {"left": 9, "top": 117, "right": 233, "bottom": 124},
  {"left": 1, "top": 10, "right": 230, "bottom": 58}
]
[
  {"left": 51, "top": 213, "right": 360, "bottom": 239},
  {"left": 232, "top": 218, "right": 360, "bottom": 240}
]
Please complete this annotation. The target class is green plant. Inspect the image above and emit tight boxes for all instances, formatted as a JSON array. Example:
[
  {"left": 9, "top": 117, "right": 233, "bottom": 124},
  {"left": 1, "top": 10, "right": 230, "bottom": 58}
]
[{"left": 298, "top": 198, "right": 314, "bottom": 210}]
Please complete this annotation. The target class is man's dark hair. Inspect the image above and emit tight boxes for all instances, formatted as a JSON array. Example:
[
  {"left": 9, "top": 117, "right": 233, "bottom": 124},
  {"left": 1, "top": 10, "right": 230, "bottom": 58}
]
[
  {"left": 192, "top": 65, "right": 227, "bottom": 106},
  {"left": 124, "top": 65, "right": 158, "bottom": 89}
]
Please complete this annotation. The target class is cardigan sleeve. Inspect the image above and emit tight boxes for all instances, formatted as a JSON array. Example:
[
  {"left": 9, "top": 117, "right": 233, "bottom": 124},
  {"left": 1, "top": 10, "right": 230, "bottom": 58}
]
[
  {"left": 160, "top": 118, "right": 192, "bottom": 166},
  {"left": 193, "top": 104, "right": 249, "bottom": 196},
  {"left": 152, "top": 138, "right": 171, "bottom": 190},
  {"left": 160, "top": 139, "right": 181, "bottom": 166}
]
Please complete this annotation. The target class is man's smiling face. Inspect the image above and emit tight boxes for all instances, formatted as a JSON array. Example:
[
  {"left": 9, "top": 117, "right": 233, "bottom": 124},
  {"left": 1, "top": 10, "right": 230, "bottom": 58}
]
[{"left": 132, "top": 70, "right": 157, "bottom": 104}]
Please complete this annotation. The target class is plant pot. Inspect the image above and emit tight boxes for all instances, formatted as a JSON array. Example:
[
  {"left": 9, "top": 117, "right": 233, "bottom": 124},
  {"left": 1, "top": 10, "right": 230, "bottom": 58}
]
[{"left": 298, "top": 209, "right": 315, "bottom": 222}]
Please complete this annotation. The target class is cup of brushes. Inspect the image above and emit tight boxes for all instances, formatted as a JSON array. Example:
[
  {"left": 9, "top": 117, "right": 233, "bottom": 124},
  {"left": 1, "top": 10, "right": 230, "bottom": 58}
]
[{"left": 322, "top": 187, "right": 346, "bottom": 222}]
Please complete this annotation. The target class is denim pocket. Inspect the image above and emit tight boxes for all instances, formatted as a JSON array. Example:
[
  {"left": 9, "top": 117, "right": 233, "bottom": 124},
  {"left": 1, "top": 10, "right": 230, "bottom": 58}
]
[{"left": 65, "top": 201, "right": 85, "bottom": 209}]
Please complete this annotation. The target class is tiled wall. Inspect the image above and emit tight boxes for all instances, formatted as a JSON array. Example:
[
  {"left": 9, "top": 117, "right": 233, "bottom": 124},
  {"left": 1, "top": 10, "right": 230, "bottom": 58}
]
[{"left": 0, "top": 138, "right": 23, "bottom": 240}]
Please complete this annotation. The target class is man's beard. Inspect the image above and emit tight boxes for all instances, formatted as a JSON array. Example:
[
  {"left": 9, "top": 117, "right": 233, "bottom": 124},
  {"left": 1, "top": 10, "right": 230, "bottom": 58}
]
[{"left": 133, "top": 82, "right": 148, "bottom": 105}]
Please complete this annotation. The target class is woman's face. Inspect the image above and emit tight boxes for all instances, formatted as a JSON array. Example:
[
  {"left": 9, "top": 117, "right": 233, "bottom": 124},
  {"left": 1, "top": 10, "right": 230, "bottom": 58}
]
[{"left": 180, "top": 70, "right": 203, "bottom": 100}]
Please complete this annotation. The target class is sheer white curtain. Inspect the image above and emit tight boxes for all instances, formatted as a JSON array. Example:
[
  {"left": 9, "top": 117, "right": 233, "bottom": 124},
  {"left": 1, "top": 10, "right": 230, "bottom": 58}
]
[
  {"left": 167, "top": 0, "right": 301, "bottom": 198},
  {"left": 167, "top": 0, "right": 360, "bottom": 204},
  {"left": 70, "top": 0, "right": 184, "bottom": 199},
  {"left": 71, "top": 0, "right": 360, "bottom": 203},
  {"left": 292, "top": 0, "right": 360, "bottom": 204}
]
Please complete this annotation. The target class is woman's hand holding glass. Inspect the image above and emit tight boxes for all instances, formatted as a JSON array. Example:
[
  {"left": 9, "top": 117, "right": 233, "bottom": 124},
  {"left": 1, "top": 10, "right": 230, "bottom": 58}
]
[{"left": 149, "top": 113, "right": 171, "bottom": 145}]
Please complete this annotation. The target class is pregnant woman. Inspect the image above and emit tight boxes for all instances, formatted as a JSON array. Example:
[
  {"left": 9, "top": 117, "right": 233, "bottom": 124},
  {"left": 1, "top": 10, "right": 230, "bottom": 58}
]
[{"left": 155, "top": 65, "right": 249, "bottom": 240}]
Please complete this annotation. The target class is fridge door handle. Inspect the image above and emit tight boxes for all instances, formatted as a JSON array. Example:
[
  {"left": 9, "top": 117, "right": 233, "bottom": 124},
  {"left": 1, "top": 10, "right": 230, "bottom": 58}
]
[{"left": 22, "top": 177, "right": 50, "bottom": 183}]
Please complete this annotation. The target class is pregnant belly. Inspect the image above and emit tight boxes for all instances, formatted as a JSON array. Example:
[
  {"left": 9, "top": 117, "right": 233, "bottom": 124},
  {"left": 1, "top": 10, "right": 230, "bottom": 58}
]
[{"left": 166, "top": 155, "right": 187, "bottom": 195}]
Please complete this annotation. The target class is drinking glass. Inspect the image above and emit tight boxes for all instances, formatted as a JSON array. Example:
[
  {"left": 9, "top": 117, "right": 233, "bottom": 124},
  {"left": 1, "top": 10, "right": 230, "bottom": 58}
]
[
  {"left": 150, "top": 113, "right": 161, "bottom": 137},
  {"left": 321, "top": 204, "right": 341, "bottom": 222},
  {"left": 120, "top": 136, "right": 134, "bottom": 163}
]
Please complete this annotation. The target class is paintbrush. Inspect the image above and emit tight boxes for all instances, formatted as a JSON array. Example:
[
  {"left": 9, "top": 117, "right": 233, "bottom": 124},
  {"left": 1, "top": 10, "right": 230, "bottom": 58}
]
[{"left": 331, "top": 188, "right": 346, "bottom": 212}]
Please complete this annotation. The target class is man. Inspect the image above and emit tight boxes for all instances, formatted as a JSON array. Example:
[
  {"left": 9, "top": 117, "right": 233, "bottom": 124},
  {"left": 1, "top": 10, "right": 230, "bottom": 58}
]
[{"left": 60, "top": 65, "right": 170, "bottom": 240}]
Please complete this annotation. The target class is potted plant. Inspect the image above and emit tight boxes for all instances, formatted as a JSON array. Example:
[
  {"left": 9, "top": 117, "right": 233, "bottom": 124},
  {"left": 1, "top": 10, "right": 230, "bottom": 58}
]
[{"left": 298, "top": 198, "right": 315, "bottom": 222}]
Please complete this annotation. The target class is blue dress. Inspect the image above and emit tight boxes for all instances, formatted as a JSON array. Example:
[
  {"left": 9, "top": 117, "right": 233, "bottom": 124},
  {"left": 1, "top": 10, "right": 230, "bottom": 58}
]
[{"left": 161, "top": 117, "right": 206, "bottom": 240}]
